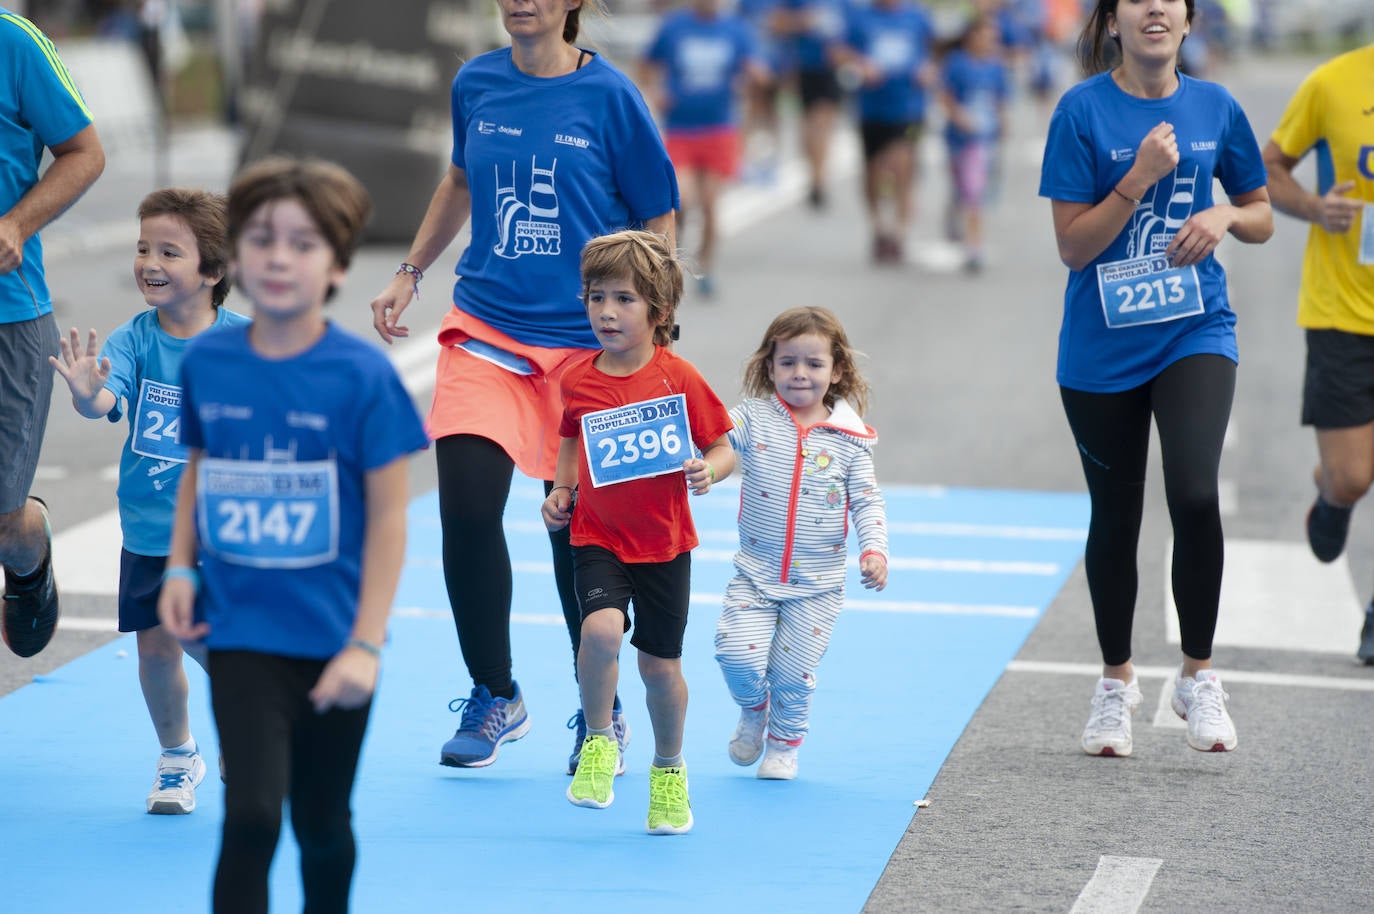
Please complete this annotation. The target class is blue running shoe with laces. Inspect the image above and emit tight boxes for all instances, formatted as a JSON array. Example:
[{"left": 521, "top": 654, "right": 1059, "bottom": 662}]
[
  {"left": 566, "top": 695, "right": 629, "bottom": 776},
  {"left": 440, "top": 682, "right": 531, "bottom": 768}
]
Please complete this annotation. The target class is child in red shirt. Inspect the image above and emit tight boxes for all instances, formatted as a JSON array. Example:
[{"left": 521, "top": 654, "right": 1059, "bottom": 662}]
[{"left": 542, "top": 230, "right": 734, "bottom": 834}]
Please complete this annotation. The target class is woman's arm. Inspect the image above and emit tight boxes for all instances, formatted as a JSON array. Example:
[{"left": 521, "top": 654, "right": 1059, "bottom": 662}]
[
  {"left": 1165, "top": 186, "right": 1273, "bottom": 267},
  {"left": 644, "top": 211, "right": 678, "bottom": 253},
  {"left": 370, "top": 164, "right": 472, "bottom": 343}
]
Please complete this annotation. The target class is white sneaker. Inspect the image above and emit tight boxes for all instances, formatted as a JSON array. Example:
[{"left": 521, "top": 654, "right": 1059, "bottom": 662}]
[
  {"left": 1172, "top": 669, "right": 1238, "bottom": 752},
  {"left": 146, "top": 751, "right": 207, "bottom": 815},
  {"left": 756, "top": 738, "right": 799, "bottom": 780},
  {"left": 728, "top": 703, "right": 768, "bottom": 766},
  {"left": 1081, "top": 677, "right": 1142, "bottom": 757}
]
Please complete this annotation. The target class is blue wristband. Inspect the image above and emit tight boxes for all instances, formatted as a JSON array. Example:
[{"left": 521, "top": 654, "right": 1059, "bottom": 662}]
[{"left": 162, "top": 565, "right": 200, "bottom": 593}]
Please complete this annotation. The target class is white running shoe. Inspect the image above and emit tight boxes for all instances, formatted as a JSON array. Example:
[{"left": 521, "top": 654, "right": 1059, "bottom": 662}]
[
  {"left": 728, "top": 703, "right": 768, "bottom": 766},
  {"left": 1081, "top": 677, "right": 1142, "bottom": 757},
  {"left": 1172, "top": 668, "right": 1238, "bottom": 752},
  {"left": 756, "top": 738, "right": 799, "bottom": 780},
  {"left": 147, "top": 751, "right": 208, "bottom": 814}
]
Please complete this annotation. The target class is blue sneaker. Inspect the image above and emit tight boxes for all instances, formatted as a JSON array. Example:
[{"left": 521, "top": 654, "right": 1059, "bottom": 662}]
[
  {"left": 566, "top": 696, "right": 629, "bottom": 776},
  {"left": 440, "top": 683, "right": 531, "bottom": 768}
]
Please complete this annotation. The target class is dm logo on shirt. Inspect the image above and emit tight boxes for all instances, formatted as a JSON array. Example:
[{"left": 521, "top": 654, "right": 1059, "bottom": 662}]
[
  {"left": 1124, "top": 164, "right": 1199, "bottom": 258},
  {"left": 493, "top": 156, "right": 561, "bottom": 259}
]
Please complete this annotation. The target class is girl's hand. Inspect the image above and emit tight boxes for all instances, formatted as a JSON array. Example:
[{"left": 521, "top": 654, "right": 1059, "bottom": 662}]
[
  {"left": 1165, "top": 206, "right": 1232, "bottom": 267},
  {"left": 1131, "top": 121, "right": 1180, "bottom": 188},
  {"left": 156, "top": 577, "right": 209, "bottom": 641},
  {"left": 542, "top": 486, "right": 574, "bottom": 531},
  {"left": 683, "top": 457, "right": 714, "bottom": 495},
  {"left": 309, "top": 646, "right": 379, "bottom": 712},
  {"left": 1316, "top": 180, "right": 1364, "bottom": 235},
  {"left": 369, "top": 273, "right": 415, "bottom": 344},
  {"left": 49, "top": 327, "right": 111, "bottom": 406},
  {"left": 860, "top": 554, "right": 888, "bottom": 591}
]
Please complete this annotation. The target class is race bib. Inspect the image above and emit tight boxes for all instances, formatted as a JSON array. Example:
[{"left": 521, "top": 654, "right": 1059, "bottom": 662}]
[
  {"left": 581, "top": 393, "right": 691, "bottom": 488},
  {"left": 1360, "top": 202, "right": 1374, "bottom": 266},
  {"left": 131, "top": 379, "right": 188, "bottom": 463},
  {"left": 1096, "top": 254, "right": 1204, "bottom": 328},
  {"left": 197, "top": 457, "right": 339, "bottom": 569}
]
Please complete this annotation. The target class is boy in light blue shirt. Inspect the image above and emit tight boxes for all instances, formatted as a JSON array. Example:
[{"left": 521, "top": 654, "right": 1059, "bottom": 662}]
[{"left": 50, "top": 188, "right": 249, "bottom": 815}]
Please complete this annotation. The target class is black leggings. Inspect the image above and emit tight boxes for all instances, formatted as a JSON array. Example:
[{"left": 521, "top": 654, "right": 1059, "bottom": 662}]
[
  {"left": 435, "top": 435, "right": 580, "bottom": 696},
  {"left": 1059, "top": 354, "right": 1235, "bottom": 666},
  {"left": 209, "top": 650, "right": 372, "bottom": 914}
]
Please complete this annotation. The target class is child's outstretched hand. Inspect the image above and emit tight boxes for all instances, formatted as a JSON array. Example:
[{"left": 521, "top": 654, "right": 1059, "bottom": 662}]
[
  {"left": 309, "top": 645, "right": 379, "bottom": 713},
  {"left": 683, "top": 457, "right": 715, "bottom": 495},
  {"left": 542, "top": 485, "right": 574, "bottom": 531},
  {"left": 49, "top": 327, "right": 112, "bottom": 413},
  {"left": 860, "top": 554, "right": 888, "bottom": 591}
]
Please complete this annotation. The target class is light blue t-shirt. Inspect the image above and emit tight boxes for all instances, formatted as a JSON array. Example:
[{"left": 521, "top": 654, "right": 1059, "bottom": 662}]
[
  {"left": 101, "top": 307, "right": 251, "bottom": 555},
  {"left": 180, "top": 323, "right": 429, "bottom": 660},
  {"left": 1038, "top": 72, "right": 1268, "bottom": 392},
  {"left": 844, "top": 1, "right": 935, "bottom": 125},
  {"left": 644, "top": 9, "right": 758, "bottom": 131},
  {"left": 0, "top": 10, "right": 93, "bottom": 323},
  {"left": 449, "top": 49, "right": 679, "bottom": 349}
]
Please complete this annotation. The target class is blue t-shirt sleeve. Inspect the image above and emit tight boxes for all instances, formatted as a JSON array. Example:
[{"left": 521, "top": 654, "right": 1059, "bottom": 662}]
[
  {"left": 358, "top": 358, "right": 430, "bottom": 472},
  {"left": 608, "top": 83, "right": 680, "bottom": 222},
  {"left": 8, "top": 15, "right": 92, "bottom": 147},
  {"left": 1039, "top": 101, "right": 1097, "bottom": 203},
  {"left": 99, "top": 322, "right": 139, "bottom": 423},
  {"left": 1217, "top": 93, "right": 1267, "bottom": 197}
]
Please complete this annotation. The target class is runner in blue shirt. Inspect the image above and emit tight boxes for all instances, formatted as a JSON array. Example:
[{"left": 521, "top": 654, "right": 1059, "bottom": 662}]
[
  {"left": 50, "top": 188, "right": 248, "bottom": 816},
  {"left": 0, "top": 7, "right": 104, "bottom": 659},
  {"left": 160, "top": 157, "right": 429, "bottom": 913},
  {"left": 1038, "top": 0, "right": 1271, "bottom": 759},
  {"left": 773, "top": 0, "right": 849, "bottom": 208},
  {"left": 369, "top": 0, "right": 679, "bottom": 776},
  {"left": 642, "top": 0, "right": 766, "bottom": 295},
  {"left": 837, "top": 0, "right": 936, "bottom": 263},
  {"left": 738, "top": 0, "right": 791, "bottom": 183}
]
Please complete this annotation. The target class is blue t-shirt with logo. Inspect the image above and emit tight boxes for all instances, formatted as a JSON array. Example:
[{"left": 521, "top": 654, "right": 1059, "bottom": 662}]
[
  {"left": 942, "top": 49, "right": 1010, "bottom": 148},
  {"left": 0, "top": 10, "right": 93, "bottom": 323},
  {"left": 739, "top": 0, "right": 791, "bottom": 73},
  {"left": 1038, "top": 72, "right": 1268, "bottom": 392},
  {"left": 645, "top": 10, "right": 758, "bottom": 131},
  {"left": 101, "top": 306, "right": 251, "bottom": 555},
  {"left": 180, "top": 323, "right": 429, "bottom": 659},
  {"left": 844, "top": 1, "right": 934, "bottom": 125},
  {"left": 449, "top": 49, "right": 679, "bottom": 350}
]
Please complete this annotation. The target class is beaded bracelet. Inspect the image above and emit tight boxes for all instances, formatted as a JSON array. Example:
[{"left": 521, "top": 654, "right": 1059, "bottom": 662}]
[
  {"left": 396, "top": 262, "right": 424, "bottom": 297},
  {"left": 1112, "top": 186, "right": 1141, "bottom": 207}
]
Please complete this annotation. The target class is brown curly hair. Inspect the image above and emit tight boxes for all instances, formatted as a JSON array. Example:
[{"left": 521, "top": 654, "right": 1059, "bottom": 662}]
[{"left": 742, "top": 306, "right": 871, "bottom": 416}]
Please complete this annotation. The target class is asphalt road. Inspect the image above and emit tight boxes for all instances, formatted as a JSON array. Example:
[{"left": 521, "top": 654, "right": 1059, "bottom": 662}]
[{"left": 2, "top": 49, "right": 1370, "bottom": 914}]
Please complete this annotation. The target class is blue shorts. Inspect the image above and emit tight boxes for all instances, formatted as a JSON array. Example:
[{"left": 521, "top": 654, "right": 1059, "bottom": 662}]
[
  {"left": 118, "top": 549, "right": 167, "bottom": 632},
  {"left": 571, "top": 545, "right": 691, "bottom": 660}
]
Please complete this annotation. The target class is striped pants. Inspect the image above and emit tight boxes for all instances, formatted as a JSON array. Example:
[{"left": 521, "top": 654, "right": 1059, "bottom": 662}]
[{"left": 713, "top": 574, "right": 844, "bottom": 744}]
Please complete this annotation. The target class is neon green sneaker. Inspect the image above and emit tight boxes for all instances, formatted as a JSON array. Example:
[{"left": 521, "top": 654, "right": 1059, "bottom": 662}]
[
  {"left": 566, "top": 734, "right": 618, "bottom": 808},
  {"left": 646, "top": 765, "right": 693, "bottom": 835}
]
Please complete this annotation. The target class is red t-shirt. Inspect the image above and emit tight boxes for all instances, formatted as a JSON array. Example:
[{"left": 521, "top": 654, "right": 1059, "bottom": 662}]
[{"left": 559, "top": 346, "right": 733, "bottom": 563}]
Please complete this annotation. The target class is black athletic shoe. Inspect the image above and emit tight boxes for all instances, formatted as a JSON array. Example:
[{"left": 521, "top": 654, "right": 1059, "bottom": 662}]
[
  {"left": 1305, "top": 496, "right": 1352, "bottom": 563},
  {"left": 1359, "top": 605, "right": 1374, "bottom": 666},
  {"left": 2, "top": 498, "right": 59, "bottom": 658}
]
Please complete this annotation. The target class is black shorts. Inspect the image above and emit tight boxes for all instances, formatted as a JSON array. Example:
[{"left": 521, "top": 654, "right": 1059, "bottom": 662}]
[
  {"left": 861, "top": 120, "right": 921, "bottom": 160},
  {"left": 118, "top": 549, "right": 168, "bottom": 632},
  {"left": 1302, "top": 328, "right": 1374, "bottom": 429},
  {"left": 797, "top": 67, "right": 842, "bottom": 109},
  {"left": 571, "top": 545, "right": 691, "bottom": 660}
]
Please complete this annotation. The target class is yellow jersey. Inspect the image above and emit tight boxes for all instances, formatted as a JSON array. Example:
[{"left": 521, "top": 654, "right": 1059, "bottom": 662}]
[{"left": 1270, "top": 45, "right": 1374, "bottom": 332}]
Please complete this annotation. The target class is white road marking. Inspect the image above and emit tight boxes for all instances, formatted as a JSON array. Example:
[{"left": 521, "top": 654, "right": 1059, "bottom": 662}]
[
  {"left": 1151, "top": 679, "right": 1187, "bottom": 729},
  {"left": 887, "top": 521, "right": 1088, "bottom": 541},
  {"left": 1006, "top": 659, "right": 1374, "bottom": 692},
  {"left": 1164, "top": 537, "right": 1362, "bottom": 654},
  {"left": 1069, "top": 856, "right": 1162, "bottom": 914},
  {"left": 58, "top": 616, "right": 121, "bottom": 633},
  {"left": 52, "top": 511, "right": 123, "bottom": 596},
  {"left": 393, "top": 596, "right": 1040, "bottom": 621}
]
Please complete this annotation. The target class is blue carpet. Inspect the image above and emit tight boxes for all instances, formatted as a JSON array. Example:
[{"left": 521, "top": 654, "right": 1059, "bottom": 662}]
[{"left": 0, "top": 479, "right": 1086, "bottom": 913}]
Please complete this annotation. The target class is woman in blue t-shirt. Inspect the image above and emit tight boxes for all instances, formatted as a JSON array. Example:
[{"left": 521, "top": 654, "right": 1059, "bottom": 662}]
[
  {"left": 1037, "top": 0, "right": 1271, "bottom": 760},
  {"left": 369, "top": 0, "right": 679, "bottom": 776}
]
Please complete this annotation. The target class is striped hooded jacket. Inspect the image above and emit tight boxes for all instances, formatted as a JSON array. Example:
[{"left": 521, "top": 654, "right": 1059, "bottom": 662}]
[{"left": 727, "top": 395, "right": 888, "bottom": 592}]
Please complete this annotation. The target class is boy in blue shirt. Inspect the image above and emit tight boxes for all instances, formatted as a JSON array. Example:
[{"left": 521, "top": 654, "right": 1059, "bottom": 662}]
[{"left": 51, "top": 188, "right": 248, "bottom": 815}]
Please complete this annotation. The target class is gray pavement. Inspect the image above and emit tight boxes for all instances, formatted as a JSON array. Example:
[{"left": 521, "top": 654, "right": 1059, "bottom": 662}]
[{"left": 3, "top": 48, "right": 1371, "bottom": 913}]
